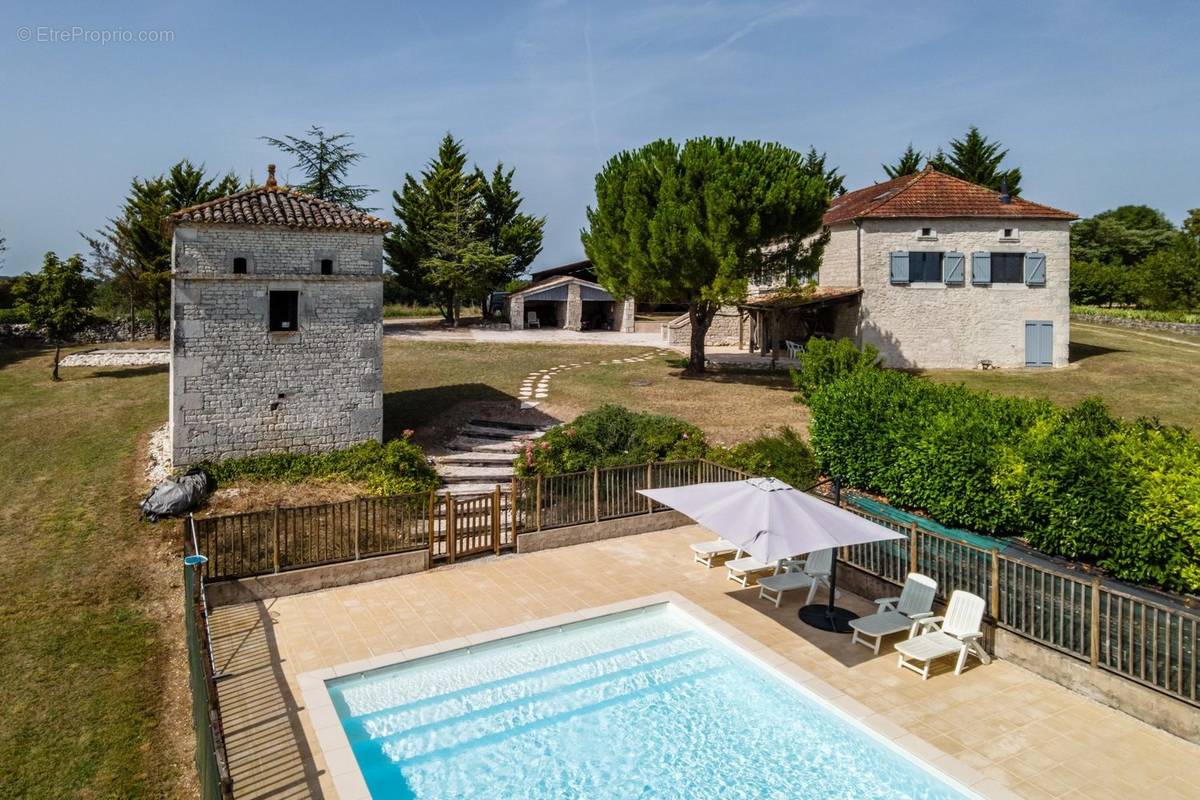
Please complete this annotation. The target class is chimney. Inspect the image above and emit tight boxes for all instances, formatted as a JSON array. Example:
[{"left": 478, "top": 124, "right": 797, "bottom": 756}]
[
  {"left": 265, "top": 164, "right": 278, "bottom": 188},
  {"left": 999, "top": 177, "right": 1011, "bottom": 204}
]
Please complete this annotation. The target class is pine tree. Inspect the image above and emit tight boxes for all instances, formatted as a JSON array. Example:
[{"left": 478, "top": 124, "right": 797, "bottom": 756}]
[
  {"left": 929, "top": 126, "right": 1022, "bottom": 195},
  {"left": 476, "top": 163, "right": 545, "bottom": 312},
  {"left": 882, "top": 143, "right": 924, "bottom": 179},
  {"left": 801, "top": 147, "right": 845, "bottom": 196},
  {"left": 15, "top": 252, "right": 95, "bottom": 380},
  {"left": 261, "top": 126, "right": 375, "bottom": 210}
]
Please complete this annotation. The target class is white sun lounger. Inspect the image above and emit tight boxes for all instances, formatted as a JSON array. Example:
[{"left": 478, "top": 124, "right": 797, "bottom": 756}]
[
  {"left": 754, "top": 548, "right": 834, "bottom": 607},
  {"left": 848, "top": 573, "right": 937, "bottom": 654},
  {"left": 725, "top": 550, "right": 779, "bottom": 588},
  {"left": 895, "top": 590, "right": 991, "bottom": 679},
  {"left": 690, "top": 537, "right": 739, "bottom": 567}
]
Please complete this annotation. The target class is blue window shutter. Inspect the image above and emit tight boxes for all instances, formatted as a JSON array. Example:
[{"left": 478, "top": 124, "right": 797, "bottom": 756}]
[
  {"left": 889, "top": 251, "right": 909, "bottom": 284},
  {"left": 944, "top": 251, "right": 965, "bottom": 284},
  {"left": 1025, "top": 252, "right": 1047, "bottom": 285},
  {"left": 971, "top": 251, "right": 991, "bottom": 284}
]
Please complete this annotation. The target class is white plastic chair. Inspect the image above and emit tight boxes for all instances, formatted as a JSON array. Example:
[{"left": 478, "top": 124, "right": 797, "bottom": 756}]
[
  {"left": 848, "top": 573, "right": 937, "bottom": 654},
  {"left": 725, "top": 550, "right": 778, "bottom": 588},
  {"left": 526, "top": 311, "right": 541, "bottom": 329},
  {"left": 785, "top": 340, "right": 804, "bottom": 360},
  {"left": 895, "top": 590, "right": 991, "bottom": 679},
  {"left": 755, "top": 548, "right": 834, "bottom": 607},
  {"left": 690, "top": 537, "right": 739, "bottom": 568}
]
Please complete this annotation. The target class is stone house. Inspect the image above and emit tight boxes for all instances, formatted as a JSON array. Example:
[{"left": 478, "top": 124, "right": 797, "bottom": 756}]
[
  {"left": 507, "top": 275, "right": 635, "bottom": 332},
  {"left": 167, "top": 166, "right": 391, "bottom": 467},
  {"left": 673, "top": 167, "right": 1076, "bottom": 369}
]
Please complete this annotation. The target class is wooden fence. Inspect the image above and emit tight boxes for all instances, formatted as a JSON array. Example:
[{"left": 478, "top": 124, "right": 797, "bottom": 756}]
[
  {"left": 183, "top": 536, "right": 233, "bottom": 799},
  {"left": 187, "top": 459, "right": 747, "bottom": 582},
  {"left": 840, "top": 498, "right": 1200, "bottom": 708}
]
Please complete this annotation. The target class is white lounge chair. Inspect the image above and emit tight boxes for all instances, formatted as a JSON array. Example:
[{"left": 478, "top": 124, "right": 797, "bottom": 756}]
[
  {"left": 895, "top": 590, "right": 991, "bottom": 679},
  {"left": 526, "top": 311, "right": 540, "bottom": 329},
  {"left": 690, "top": 537, "right": 739, "bottom": 568},
  {"left": 725, "top": 550, "right": 779, "bottom": 588},
  {"left": 848, "top": 573, "right": 937, "bottom": 654},
  {"left": 755, "top": 548, "right": 835, "bottom": 607}
]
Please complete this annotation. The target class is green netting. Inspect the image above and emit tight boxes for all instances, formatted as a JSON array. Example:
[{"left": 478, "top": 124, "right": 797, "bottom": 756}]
[{"left": 844, "top": 493, "right": 1008, "bottom": 552}]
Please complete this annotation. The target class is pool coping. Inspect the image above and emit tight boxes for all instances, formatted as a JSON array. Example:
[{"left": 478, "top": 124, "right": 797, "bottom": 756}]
[{"left": 297, "top": 591, "right": 1019, "bottom": 800}]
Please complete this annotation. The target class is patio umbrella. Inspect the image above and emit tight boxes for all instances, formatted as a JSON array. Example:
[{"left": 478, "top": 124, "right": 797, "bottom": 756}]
[{"left": 638, "top": 477, "right": 904, "bottom": 632}]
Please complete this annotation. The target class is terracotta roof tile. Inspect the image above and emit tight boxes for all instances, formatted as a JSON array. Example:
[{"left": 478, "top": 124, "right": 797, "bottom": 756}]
[
  {"left": 823, "top": 167, "right": 1076, "bottom": 225},
  {"left": 169, "top": 185, "right": 391, "bottom": 233}
]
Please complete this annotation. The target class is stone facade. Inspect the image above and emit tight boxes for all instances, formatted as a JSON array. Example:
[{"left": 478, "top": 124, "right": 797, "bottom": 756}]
[
  {"left": 820, "top": 218, "right": 1071, "bottom": 369},
  {"left": 169, "top": 225, "right": 383, "bottom": 467},
  {"left": 508, "top": 277, "right": 636, "bottom": 332},
  {"left": 662, "top": 307, "right": 743, "bottom": 347}
]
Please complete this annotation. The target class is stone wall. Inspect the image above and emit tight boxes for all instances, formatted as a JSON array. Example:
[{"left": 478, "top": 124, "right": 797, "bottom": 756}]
[
  {"left": 170, "top": 225, "right": 384, "bottom": 467},
  {"left": 662, "top": 306, "right": 743, "bottom": 346},
  {"left": 1071, "top": 312, "right": 1200, "bottom": 336},
  {"left": 855, "top": 218, "right": 1071, "bottom": 368},
  {"left": 817, "top": 224, "right": 860, "bottom": 288}
]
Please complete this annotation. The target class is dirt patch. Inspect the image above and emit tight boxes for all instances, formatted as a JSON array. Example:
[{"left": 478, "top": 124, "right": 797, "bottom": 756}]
[{"left": 197, "top": 480, "right": 365, "bottom": 516}]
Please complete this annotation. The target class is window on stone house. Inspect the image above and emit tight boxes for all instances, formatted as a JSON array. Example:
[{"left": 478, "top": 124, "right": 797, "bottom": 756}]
[
  {"left": 992, "top": 252, "right": 1025, "bottom": 283},
  {"left": 320, "top": 258, "right": 334, "bottom": 275},
  {"left": 233, "top": 257, "right": 247, "bottom": 274},
  {"left": 269, "top": 291, "right": 299, "bottom": 332},
  {"left": 909, "top": 251, "right": 943, "bottom": 282}
]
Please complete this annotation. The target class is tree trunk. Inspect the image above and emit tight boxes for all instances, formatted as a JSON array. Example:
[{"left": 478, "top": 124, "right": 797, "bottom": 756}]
[
  {"left": 686, "top": 302, "right": 716, "bottom": 374},
  {"left": 52, "top": 341, "right": 62, "bottom": 382},
  {"left": 128, "top": 290, "right": 136, "bottom": 339}
]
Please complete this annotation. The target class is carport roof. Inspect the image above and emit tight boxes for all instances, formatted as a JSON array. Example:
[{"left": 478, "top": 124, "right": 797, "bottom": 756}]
[{"left": 511, "top": 275, "right": 616, "bottom": 302}]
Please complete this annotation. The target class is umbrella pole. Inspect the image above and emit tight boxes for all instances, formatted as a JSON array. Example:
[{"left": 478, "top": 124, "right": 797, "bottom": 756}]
[{"left": 798, "top": 477, "right": 859, "bottom": 633}]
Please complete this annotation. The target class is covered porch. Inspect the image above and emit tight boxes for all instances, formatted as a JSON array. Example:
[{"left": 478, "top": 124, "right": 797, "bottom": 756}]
[
  {"left": 737, "top": 287, "right": 863, "bottom": 359},
  {"left": 507, "top": 275, "right": 635, "bottom": 332}
]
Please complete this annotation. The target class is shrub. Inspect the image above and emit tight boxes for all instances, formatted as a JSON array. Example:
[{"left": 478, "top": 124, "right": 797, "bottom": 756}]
[
  {"left": 790, "top": 337, "right": 880, "bottom": 404},
  {"left": 201, "top": 437, "right": 439, "bottom": 496},
  {"left": 806, "top": 344, "right": 1200, "bottom": 593},
  {"left": 1071, "top": 305, "right": 1200, "bottom": 324},
  {"left": 708, "top": 427, "right": 819, "bottom": 488},
  {"left": 515, "top": 404, "right": 707, "bottom": 476},
  {"left": 0, "top": 307, "right": 28, "bottom": 324}
]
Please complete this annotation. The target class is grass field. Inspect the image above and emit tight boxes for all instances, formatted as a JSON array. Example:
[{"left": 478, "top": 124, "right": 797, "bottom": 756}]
[
  {"left": 0, "top": 346, "right": 191, "bottom": 800},
  {"left": 925, "top": 321, "right": 1200, "bottom": 430},
  {"left": 1, "top": 321, "right": 1196, "bottom": 798}
]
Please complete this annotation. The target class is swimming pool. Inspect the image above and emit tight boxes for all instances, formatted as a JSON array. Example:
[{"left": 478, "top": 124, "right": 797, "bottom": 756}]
[{"left": 322, "top": 603, "right": 976, "bottom": 799}]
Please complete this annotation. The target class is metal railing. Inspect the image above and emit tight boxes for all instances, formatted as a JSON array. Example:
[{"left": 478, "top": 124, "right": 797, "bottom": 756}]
[{"left": 839, "top": 497, "right": 1200, "bottom": 708}]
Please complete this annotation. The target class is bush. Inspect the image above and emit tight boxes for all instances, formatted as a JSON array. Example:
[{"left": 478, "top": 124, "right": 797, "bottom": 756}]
[
  {"left": 514, "top": 404, "right": 707, "bottom": 476},
  {"left": 201, "top": 438, "right": 439, "bottom": 496},
  {"left": 805, "top": 345, "right": 1200, "bottom": 593},
  {"left": 0, "top": 307, "right": 28, "bottom": 324},
  {"left": 790, "top": 337, "right": 880, "bottom": 404},
  {"left": 1071, "top": 305, "right": 1200, "bottom": 324},
  {"left": 708, "top": 427, "right": 819, "bottom": 488}
]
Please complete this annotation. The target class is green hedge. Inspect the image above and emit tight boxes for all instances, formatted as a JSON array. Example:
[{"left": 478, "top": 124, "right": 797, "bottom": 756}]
[
  {"left": 804, "top": 353, "right": 1200, "bottom": 593},
  {"left": 0, "top": 307, "right": 29, "bottom": 324},
  {"left": 201, "top": 438, "right": 439, "bottom": 496},
  {"left": 707, "top": 427, "right": 819, "bottom": 489},
  {"left": 1071, "top": 305, "right": 1200, "bottom": 325}
]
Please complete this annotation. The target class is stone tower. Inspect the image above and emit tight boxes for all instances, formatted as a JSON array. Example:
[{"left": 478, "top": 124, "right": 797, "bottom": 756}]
[{"left": 167, "top": 165, "right": 389, "bottom": 467}]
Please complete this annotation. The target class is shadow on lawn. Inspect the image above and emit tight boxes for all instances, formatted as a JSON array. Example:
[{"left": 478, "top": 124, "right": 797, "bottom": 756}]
[
  {"left": 383, "top": 383, "right": 562, "bottom": 441},
  {"left": 1069, "top": 339, "right": 1122, "bottom": 363}
]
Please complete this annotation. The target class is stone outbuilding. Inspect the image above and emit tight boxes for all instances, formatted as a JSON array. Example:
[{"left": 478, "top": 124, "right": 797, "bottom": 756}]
[
  {"left": 507, "top": 275, "right": 635, "bottom": 332},
  {"left": 167, "top": 166, "right": 390, "bottom": 467}
]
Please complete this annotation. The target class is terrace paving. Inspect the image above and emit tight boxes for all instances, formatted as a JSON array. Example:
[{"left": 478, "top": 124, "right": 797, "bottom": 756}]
[{"left": 207, "top": 525, "right": 1200, "bottom": 800}]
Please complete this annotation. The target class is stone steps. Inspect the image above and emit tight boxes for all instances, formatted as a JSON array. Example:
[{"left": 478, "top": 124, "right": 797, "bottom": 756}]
[
  {"left": 437, "top": 451, "right": 516, "bottom": 467},
  {"left": 440, "top": 465, "right": 516, "bottom": 482}
]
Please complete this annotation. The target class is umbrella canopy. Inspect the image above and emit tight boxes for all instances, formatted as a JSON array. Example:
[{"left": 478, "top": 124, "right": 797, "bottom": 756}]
[{"left": 639, "top": 477, "right": 903, "bottom": 563}]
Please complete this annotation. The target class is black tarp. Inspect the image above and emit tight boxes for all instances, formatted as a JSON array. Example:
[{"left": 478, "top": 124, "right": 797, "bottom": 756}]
[{"left": 140, "top": 468, "right": 212, "bottom": 522}]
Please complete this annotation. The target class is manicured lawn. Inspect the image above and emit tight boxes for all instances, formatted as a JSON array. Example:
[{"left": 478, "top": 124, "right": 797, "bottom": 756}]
[
  {"left": 924, "top": 321, "right": 1200, "bottom": 430},
  {"left": 0, "top": 346, "right": 191, "bottom": 800}
]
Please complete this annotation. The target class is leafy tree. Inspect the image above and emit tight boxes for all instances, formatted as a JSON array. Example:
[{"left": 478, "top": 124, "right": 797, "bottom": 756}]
[
  {"left": 581, "top": 137, "right": 831, "bottom": 373},
  {"left": 928, "top": 126, "right": 1021, "bottom": 195},
  {"left": 1184, "top": 208, "right": 1200, "bottom": 242},
  {"left": 882, "top": 143, "right": 924, "bottom": 179},
  {"left": 801, "top": 147, "right": 845, "bottom": 196},
  {"left": 386, "top": 134, "right": 539, "bottom": 322},
  {"left": 261, "top": 125, "right": 375, "bottom": 211},
  {"left": 1069, "top": 260, "right": 1136, "bottom": 307},
  {"left": 1070, "top": 205, "right": 1178, "bottom": 267},
  {"left": 15, "top": 252, "right": 95, "bottom": 380},
  {"left": 1138, "top": 236, "right": 1200, "bottom": 311}
]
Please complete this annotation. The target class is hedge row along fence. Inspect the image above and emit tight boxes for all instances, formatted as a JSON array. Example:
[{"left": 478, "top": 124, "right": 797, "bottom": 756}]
[{"left": 803, "top": 349, "right": 1200, "bottom": 594}]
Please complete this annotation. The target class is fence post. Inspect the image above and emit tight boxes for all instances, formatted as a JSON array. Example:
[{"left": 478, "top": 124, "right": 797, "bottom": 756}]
[
  {"left": 353, "top": 500, "right": 361, "bottom": 561},
  {"left": 493, "top": 484, "right": 502, "bottom": 555},
  {"left": 593, "top": 467, "right": 600, "bottom": 522},
  {"left": 646, "top": 462, "right": 653, "bottom": 514},
  {"left": 990, "top": 550, "right": 1000, "bottom": 621},
  {"left": 1090, "top": 577, "right": 1101, "bottom": 668},
  {"left": 510, "top": 477, "right": 518, "bottom": 541},
  {"left": 908, "top": 521, "right": 919, "bottom": 574},
  {"left": 447, "top": 496, "right": 457, "bottom": 563},
  {"left": 535, "top": 474, "right": 543, "bottom": 531},
  {"left": 272, "top": 505, "right": 280, "bottom": 574},
  {"left": 427, "top": 491, "right": 436, "bottom": 561}
]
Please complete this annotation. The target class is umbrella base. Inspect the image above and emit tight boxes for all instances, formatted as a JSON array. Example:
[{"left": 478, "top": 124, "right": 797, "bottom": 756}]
[{"left": 799, "top": 604, "right": 858, "bottom": 633}]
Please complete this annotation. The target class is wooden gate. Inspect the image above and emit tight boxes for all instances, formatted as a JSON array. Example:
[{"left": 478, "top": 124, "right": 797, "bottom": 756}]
[{"left": 446, "top": 487, "right": 503, "bottom": 562}]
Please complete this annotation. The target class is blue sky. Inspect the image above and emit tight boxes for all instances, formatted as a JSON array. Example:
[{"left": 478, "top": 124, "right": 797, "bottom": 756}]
[{"left": 1, "top": 0, "right": 1198, "bottom": 275}]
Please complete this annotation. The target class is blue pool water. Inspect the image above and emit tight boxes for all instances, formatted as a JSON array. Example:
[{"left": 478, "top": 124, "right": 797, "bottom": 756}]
[{"left": 327, "top": 605, "right": 972, "bottom": 799}]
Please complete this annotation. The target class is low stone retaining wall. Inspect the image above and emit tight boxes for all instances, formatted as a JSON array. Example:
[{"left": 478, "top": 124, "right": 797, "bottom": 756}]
[
  {"left": 1072, "top": 313, "right": 1200, "bottom": 335},
  {"left": 205, "top": 549, "right": 428, "bottom": 606},
  {"left": 834, "top": 562, "right": 1199, "bottom": 744},
  {"left": 516, "top": 510, "right": 690, "bottom": 553}
]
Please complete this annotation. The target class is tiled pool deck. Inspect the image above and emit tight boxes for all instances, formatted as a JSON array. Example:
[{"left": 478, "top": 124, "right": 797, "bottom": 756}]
[{"left": 207, "top": 526, "right": 1200, "bottom": 800}]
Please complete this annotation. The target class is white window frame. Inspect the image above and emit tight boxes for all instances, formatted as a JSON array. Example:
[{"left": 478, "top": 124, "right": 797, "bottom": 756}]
[
  {"left": 916, "top": 226, "right": 938, "bottom": 241},
  {"left": 999, "top": 227, "right": 1020, "bottom": 242}
]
